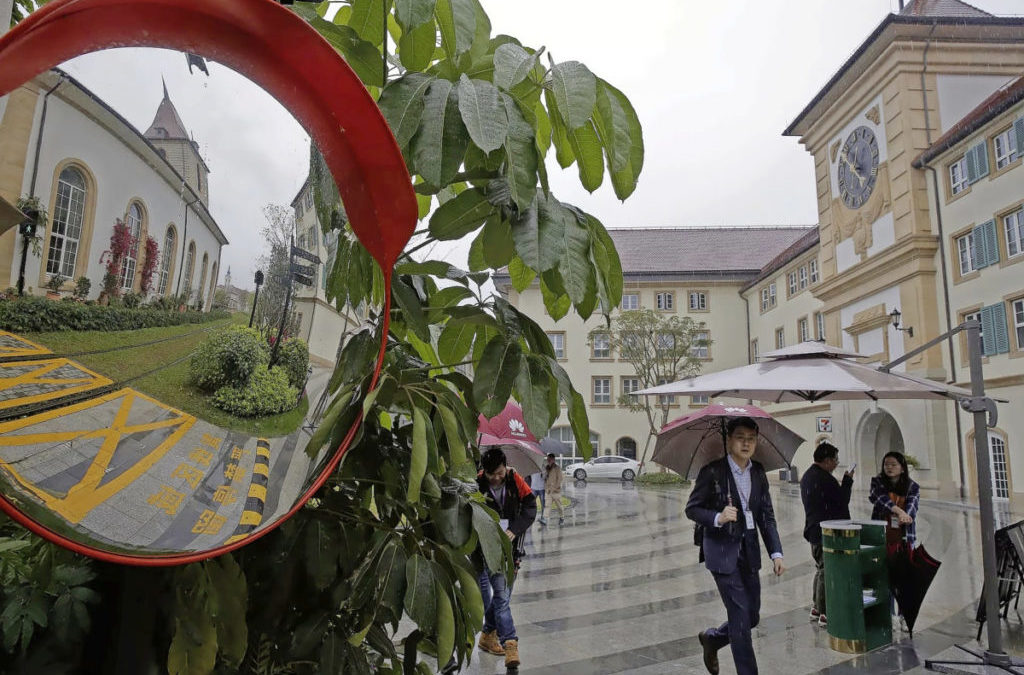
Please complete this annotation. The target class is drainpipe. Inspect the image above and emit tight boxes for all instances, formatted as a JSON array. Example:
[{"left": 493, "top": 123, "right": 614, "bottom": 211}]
[
  {"left": 28, "top": 75, "right": 66, "bottom": 198},
  {"left": 919, "top": 22, "right": 967, "bottom": 498},
  {"left": 174, "top": 192, "right": 197, "bottom": 297}
]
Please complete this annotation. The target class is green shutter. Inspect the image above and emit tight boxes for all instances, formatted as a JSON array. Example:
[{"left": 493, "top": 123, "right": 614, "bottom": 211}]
[
  {"left": 1015, "top": 117, "right": 1024, "bottom": 156},
  {"left": 972, "top": 220, "right": 998, "bottom": 268},
  {"left": 981, "top": 305, "right": 997, "bottom": 356},
  {"left": 966, "top": 141, "right": 990, "bottom": 183},
  {"left": 991, "top": 302, "right": 1010, "bottom": 354}
]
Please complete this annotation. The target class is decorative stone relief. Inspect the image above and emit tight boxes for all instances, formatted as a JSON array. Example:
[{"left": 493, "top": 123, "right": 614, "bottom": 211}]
[
  {"left": 829, "top": 161, "right": 891, "bottom": 257},
  {"left": 865, "top": 106, "right": 881, "bottom": 125}
]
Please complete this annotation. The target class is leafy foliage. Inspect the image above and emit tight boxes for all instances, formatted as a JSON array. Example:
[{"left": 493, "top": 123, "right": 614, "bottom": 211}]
[
  {"left": 189, "top": 325, "right": 270, "bottom": 393},
  {"left": 276, "top": 338, "right": 310, "bottom": 389},
  {"left": 0, "top": 295, "right": 229, "bottom": 332},
  {"left": 211, "top": 364, "right": 297, "bottom": 417},
  {"left": 140, "top": 236, "right": 160, "bottom": 295}
]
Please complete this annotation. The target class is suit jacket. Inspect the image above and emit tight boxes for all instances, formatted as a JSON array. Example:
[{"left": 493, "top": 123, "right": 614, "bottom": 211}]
[{"left": 685, "top": 457, "right": 782, "bottom": 574}]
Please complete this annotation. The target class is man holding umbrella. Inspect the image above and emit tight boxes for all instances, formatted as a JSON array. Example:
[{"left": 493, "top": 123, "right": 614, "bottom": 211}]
[{"left": 687, "top": 417, "right": 785, "bottom": 675}]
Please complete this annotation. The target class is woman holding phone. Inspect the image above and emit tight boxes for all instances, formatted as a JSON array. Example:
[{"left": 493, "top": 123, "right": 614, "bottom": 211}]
[{"left": 868, "top": 451, "right": 920, "bottom": 629}]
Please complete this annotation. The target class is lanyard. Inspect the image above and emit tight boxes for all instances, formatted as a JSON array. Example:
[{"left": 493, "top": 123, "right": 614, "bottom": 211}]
[{"left": 489, "top": 484, "right": 505, "bottom": 508}]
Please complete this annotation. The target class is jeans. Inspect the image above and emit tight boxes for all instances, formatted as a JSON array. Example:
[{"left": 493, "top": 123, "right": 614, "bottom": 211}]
[
  {"left": 811, "top": 542, "right": 826, "bottom": 614},
  {"left": 479, "top": 567, "right": 517, "bottom": 644},
  {"left": 535, "top": 489, "right": 546, "bottom": 516}
]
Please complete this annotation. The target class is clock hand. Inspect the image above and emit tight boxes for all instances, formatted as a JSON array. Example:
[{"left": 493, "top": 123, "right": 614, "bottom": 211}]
[{"left": 841, "top": 150, "right": 864, "bottom": 182}]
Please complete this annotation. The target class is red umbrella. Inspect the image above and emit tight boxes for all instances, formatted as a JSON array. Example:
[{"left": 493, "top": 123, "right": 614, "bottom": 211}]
[
  {"left": 652, "top": 403, "right": 804, "bottom": 479},
  {"left": 477, "top": 402, "right": 546, "bottom": 474}
]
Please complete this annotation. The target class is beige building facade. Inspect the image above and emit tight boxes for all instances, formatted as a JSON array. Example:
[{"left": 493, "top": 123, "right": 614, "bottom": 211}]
[{"left": 497, "top": 0, "right": 1024, "bottom": 507}]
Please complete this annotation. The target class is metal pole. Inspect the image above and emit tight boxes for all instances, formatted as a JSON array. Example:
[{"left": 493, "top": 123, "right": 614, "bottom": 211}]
[
  {"left": 16, "top": 228, "right": 30, "bottom": 296},
  {"left": 248, "top": 285, "right": 260, "bottom": 328},
  {"left": 270, "top": 239, "right": 294, "bottom": 366},
  {"left": 966, "top": 320, "right": 1008, "bottom": 664}
]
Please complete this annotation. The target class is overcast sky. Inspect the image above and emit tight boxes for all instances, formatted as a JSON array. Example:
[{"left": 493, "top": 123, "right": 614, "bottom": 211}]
[{"left": 53, "top": 0, "right": 1024, "bottom": 289}]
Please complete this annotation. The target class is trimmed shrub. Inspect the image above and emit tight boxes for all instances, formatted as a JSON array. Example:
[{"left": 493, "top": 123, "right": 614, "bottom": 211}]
[
  {"left": 635, "top": 472, "right": 690, "bottom": 486},
  {"left": 0, "top": 295, "right": 228, "bottom": 332},
  {"left": 190, "top": 325, "right": 269, "bottom": 392},
  {"left": 277, "top": 338, "right": 310, "bottom": 389},
  {"left": 212, "top": 364, "right": 297, "bottom": 417}
]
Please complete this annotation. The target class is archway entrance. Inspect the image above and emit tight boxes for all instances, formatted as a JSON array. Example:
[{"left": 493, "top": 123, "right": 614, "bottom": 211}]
[
  {"left": 856, "top": 409, "right": 905, "bottom": 473},
  {"left": 616, "top": 437, "right": 637, "bottom": 460}
]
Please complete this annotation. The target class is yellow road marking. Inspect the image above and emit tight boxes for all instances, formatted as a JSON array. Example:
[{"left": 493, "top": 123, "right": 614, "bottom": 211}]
[
  {"left": 0, "top": 358, "right": 113, "bottom": 409},
  {"left": 0, "top": 332, "right": 51, "bottom": 358}
]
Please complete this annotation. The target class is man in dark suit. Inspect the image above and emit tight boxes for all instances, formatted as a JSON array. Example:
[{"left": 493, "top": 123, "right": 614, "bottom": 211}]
[{"left": 686, "top": 417, "right": 785, "bottom": 675}]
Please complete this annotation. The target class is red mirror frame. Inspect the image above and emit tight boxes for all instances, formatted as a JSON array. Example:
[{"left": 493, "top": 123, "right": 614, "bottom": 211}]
[{"left": 0, "top": 0, "right": 416, "bottom": 565}]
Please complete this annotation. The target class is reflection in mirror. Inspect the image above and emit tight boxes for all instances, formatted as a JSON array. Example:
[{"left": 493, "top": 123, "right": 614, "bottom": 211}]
[{"left": 0, "top": 48, "right": 357, "bottom": 557}]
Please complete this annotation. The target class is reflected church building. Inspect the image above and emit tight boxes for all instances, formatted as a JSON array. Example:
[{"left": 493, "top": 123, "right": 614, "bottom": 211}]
[
  {"left": 0, "top": 69, "right": 227, "bottom": 307},
  {"left": 497, "top": 0, "right": 1024, "bottom": 508}
]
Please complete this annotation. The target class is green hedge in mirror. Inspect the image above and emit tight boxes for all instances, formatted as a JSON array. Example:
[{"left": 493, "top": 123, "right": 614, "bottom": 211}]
[
  {"left": 190, "top": 325, "right": 270, "bottom": 392},
  {"left": 276, "top": 338, "right": 310, "bottom": 389},
  {"left": 0, "top": 296, "right": 229, "bottom": 332},
  {"left": 211, "top": 364, "right": 298, "bottom": 417}
]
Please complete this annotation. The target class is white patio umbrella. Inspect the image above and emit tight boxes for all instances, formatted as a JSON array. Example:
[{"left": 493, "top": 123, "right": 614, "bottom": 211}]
[{"left": 635, "top": 341, "right": 975, "bottom": 402}]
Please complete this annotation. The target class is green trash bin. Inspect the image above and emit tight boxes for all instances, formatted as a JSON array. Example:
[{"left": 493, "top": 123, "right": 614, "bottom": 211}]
[{"left": 821, "top": 519, "right": 891, "bottom": 653}]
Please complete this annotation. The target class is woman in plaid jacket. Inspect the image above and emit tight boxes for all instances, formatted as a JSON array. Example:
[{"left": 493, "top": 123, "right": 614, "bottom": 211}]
[{"left": 869, "top": 451, "right": 920, "bottom": 547}]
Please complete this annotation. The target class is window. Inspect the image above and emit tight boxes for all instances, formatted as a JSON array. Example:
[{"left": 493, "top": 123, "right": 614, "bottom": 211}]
[
  {"left": 688, "top": 291, "right": 706, "bottom": 310},
  {"left": 798, "top": 317, "right": 809, "bottom": 343},
  {"left": 197, "top": 253, "right": 209, "bottom": 305},
  {"left": 950, "top": 157, "right": 969, "bottom": 195},
  {"left": 1013, "top": 298, "right": 1024, "bottom": 351},
  {"left": 159, "top": 226, "right": 176, "bottom": 294},
  {"left": 691, "top": 330, "right": 709, "bottom": 359},
  {"left": 691, "top": 394, "right": 709, "bottom": 406},
  {"left": 656, "top": 333, "right": 675, "bottom": 352},
  {"left": 304, "top": 190, "right": 314, "bottom": 209},
  {"left": 196, "top": 165, "right": 202, "bottom": 193},
  {"left": 761, "top": 288, "right": 769, "bottom": 312},
  {"left": 775, "top": 327, "right": 785, "bottom": 349},
  {"left": 621, "top": 331, "right": 642, "bottom": 355},
  {"left": 656, "top": 292, "right": 674, "bottom": 311},
  {"left": 788, "top": 272, "right": 797, "bottom": 295},
  {"left": 964, "top": 311, "right": 984, "bottom": 355},
  {"left": 47, "top": 166, "right": 87, "bottom": 278},
  {"left": 809, "top": 259, "right": 819, "bottom": 284},
  {"left": 657, "top": 377, "right": 675, "bottom": 405},
  {"left": 547, "top": 332, "right": 565, "bottom": 359},
  {"left": 760, "top": 283, "right": 777, "bottom": 311},
  {"left": 994, "top": 127, "right": 1018, "bottom": 170},
  {"left": 798, "top": 266, "right": 809, "bottom": 289},
  {"left": 621, "top": 377, "right": 641, "bottom": 398},
  {"left": 182, "top": 242, "right": 196, "bottom": 293},
  {"left": 120, "top": 203, "right": 142, "bottom": 290},
  {"left": 296, "top": 200, "right": 304, "bottom": 218},
  {"left": 769, "top": 283, "right": 777, "bottom": 307},
  {"left": 815, "top": 312, "right": 826, "bottom": 340},
  {"left": 989, "top": 433, "right": 1010, "bottom": 501},
  {"left": 1005, "top": 209, "right": 1024, "bottom": 259},
  {"left": 751, "top": 339, "right": 759, "bottom": 362},
  {"left": 547, "top": 427, "right": 599, "bottom": 458},
  {"left": 957, "top": 232, "right": 977, "bottom": 276},
  {"left": 621, "top": 293, "right": 639, "bottom": 310},
  {"left": 591, "top": 333, "right": 610, "bottom": 359},
  {"left": 593, "top": 377, "right": 611, "bottom": 404}
]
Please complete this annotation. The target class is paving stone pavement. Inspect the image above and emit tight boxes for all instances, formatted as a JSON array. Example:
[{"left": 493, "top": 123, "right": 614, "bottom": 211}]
[{"left": 456, "top": 481, "right": 1024, "bottom": 675}]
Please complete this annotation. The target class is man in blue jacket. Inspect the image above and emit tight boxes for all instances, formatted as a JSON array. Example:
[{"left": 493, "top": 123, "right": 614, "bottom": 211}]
[{"left": 687, "top": 417, "right": 785, "bottom": 675}]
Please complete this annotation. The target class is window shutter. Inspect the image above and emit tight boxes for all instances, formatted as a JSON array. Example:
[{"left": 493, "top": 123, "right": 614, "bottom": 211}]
[
  {"left": 965, "top": 148, "right": 979, "bottom": 183},
  {"left": 972, "top": 220, "right": 998, "bottom": 268},
  {"left": 990, "top": 302, "right": 1010, "bottom": 354},
  {"left": 972, "top": 141, "right": 990, "bottom": 183},
  {"left": 981, "top": 305, "right": 997, "bottom": 356},
  {"left": 1015, "top": 117, "right": 1024, "bottom": 156}
]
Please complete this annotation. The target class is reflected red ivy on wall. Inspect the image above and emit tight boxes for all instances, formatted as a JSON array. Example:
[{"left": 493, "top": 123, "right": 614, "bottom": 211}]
[
  {"left": 103, "top": 218, "right": 135, "bottom": 297},
  {"left": 140, "top": 235, "right": 159, "bottom": 294}
]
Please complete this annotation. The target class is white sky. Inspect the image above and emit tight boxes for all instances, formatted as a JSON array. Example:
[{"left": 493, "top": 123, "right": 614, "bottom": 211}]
[{"left": 51, "top": 0, "right": 1024, "bottom": 289}]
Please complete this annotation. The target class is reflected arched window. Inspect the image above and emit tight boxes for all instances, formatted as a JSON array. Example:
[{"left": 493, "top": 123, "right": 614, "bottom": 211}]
[
  {"left": 158, "top": 226, "right": 176, "bottom": 295},
  {"left": 47, "top": 166, "right": 87, "bottom": 278},
  {"left": 197, "top": 253, "right": 208, "bottom": 305},
  {"left": 182, "top": 241, "right": 196, "bottom": 295},
  {"left": 208, "top": 262, "right": 218, "bottom": 310},
  {"left": 120, "top": 202, "right": 143, "bottom": 290}
]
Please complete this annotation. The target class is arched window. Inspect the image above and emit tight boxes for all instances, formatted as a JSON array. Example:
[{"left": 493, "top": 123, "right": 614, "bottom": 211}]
[
  {"left": 547, "top": 427, "right": 599, "bottom": 459},
  {"left": 120, "top": 202, "right": 143, "bottom": 290},
  {"left": 197, "top": 252, "right": 208, "bottom": 305},
  {"left": 158, "top": 226, "right": 176, "bottom": 295},
  {"left": 616, "top": 437, "right": 637, "bottom": 460},
  {"left": 47, "top": 166, "right": 87, "bottom": 278},
  {"left": 207, "top": 262, "right": 218, "bottom": 310},
  {"left": 182, "top": 241, "right": 196, "bottom": 295}
]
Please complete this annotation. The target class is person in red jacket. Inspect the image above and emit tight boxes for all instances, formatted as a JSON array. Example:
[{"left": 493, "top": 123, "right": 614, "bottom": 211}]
[{"left": 475, "top": 447, "right": 537, "bottom": 669}]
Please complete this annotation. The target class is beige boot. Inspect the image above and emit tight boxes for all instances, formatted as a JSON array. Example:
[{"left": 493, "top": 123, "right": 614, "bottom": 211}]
[
  {"left": 478, "top": 630, "right": 504, "bottom": 655},
  {"left": 504, "top": 639, "right": 520, "bottom": 668}
]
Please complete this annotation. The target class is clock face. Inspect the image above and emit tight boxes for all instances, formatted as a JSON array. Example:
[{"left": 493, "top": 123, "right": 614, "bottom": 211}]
[{"left": 837, "top": 125, "right": 880, "bottom": 210}]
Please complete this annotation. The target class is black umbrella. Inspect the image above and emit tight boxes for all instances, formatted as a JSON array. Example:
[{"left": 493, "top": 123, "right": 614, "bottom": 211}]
[
  {"left": 888, "top": 542, "right": 942, "bottom": 637},
  {"left": 539, "top": 437, "right": 571, "bottom": 456}
]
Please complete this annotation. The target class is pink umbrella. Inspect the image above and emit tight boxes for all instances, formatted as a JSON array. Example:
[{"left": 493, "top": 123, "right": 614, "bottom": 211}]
[
  {"left": 477, "top": 402, "right": 546, "bottom": 474},
  {"left": 652, "top": 403, "right": 804, "bottom": 479}
]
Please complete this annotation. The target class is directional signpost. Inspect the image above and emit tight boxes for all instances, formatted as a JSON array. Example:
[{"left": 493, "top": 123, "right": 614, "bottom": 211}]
[
  {"left": 291, "top": 245, "right": 321, "bottom": 265},
  {"left": 271, "top": 241, "right": 320, "bottom": 364}
]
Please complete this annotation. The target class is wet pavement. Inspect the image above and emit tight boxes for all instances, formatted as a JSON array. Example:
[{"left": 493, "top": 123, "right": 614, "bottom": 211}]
[{"left": 460, "top": 480, "right": 1024, "bottom": 674}]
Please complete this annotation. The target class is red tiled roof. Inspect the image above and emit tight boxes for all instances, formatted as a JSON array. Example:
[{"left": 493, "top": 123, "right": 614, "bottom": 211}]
[{"left": 914, "top": 75, "right": 1024, "bottom": 167}]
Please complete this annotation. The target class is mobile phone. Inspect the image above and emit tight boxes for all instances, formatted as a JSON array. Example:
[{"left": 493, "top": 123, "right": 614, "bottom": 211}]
[{"left": 849, "top": 463, "right": 857, "bottom": 472}]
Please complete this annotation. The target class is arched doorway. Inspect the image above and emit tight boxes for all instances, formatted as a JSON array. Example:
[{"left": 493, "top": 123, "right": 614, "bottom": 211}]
[
  {"left": 616, "top": 437, "right": 637, "bottom": 459},
  {"left": 856, "top": 409, "right": 905, "bottom": 473}
]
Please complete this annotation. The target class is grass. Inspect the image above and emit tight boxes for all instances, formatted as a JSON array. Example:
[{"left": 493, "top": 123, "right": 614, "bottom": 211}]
[
  {"left": 25, "top": 313, "right": 310, "bottom": 437},
  {"left": 635, "top": 472, "right": 691, "bottom": 486}
]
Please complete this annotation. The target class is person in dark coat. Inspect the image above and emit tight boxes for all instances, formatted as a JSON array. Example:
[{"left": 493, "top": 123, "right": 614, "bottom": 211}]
[
  {"left": 799, "top": 441, "right": 853, "bottom": 626},
  {"left": 475, "top": 447, "right": 536, "bottom": 669},
  {"left": 687, "top": 417, "right": 785, "bottom": 675}
]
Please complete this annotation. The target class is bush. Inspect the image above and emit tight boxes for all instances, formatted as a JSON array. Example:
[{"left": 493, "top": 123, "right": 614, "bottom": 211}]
[
  {"left": 122, "top": 291, "right": 143, "bottom": 308},
  {"left": 211, "top": 364, "right": 297, "bottom": 417},
  {"left": 74, "top": 276, "right": 91, "bottom": 300},
  {"left": 0, "top": 295, "right": 229, "bottom": 332},
  {"left": 190, "top": 325, "right": 269, "bottom": 392},
  {"left": 635, "top": 472, "right": 690, "bottom": 486},
  {"left": 276, "top": 338, "right": 310, "bottom": 389}
]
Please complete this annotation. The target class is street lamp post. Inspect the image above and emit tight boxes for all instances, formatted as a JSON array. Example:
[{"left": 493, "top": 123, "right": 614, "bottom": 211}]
[
  {"left": 248, "top": 269, "right": 263, "bottom": 328},
  {"left": 16, "top": 208, "right": 38, "bottom": 296}
]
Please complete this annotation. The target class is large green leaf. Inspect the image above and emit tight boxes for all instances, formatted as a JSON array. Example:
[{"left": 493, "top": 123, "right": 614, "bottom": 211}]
[
  {"left": 539, "top": 271, "right": 571, "bottom": 320},
  {"left": 428, "top": 187, "right": 493, "bottom": 240},
  {"left": 567, "top": 120, "right": 604, "bottom": 192},
  {"left": 304, "top": 519, "right": 341, "bottom": 590},
  {"left": 567, "top": 389, "right": 592, "bottom": 461},
  {"left": 508, "top": 255, "right": 536, "bottom": 292},
  {"left": 451, "top": 561, "right": 484, "bottom": 638},
  {"left": 167, "top": 615, "right": 218, "bottom": 675},
  {"left": 205, "top": 556, "right": 247, "bottom": 668},
  {"left": 501, "top": 93, "right": 538, "bottom": 211},
  {"left": 407, "top": 406, "right": 429, "bottom": 502},
  {"left": 547, "top": 60, "right": 597, "bottom": 130},
  {"left": 467, "top": 227, "right": 488, "bottom": 272},
  {"left": 399, "top": 20, "right": 437, "bottom": 72},
  {"left": 349, "top": 0, "right": 388, "bottom": 45},
  {"left": 587, "top": 214, "right": 623, "bottom": 310},
  {"left": 392, "top": 277, "right": 430, "bottom": 342},
  {"left": 295, "top": 8, "right": 384, "bottom": 87},
  {"left": 378, "top": 73, "right": 435, "bottom": 149},
  {"left": 534, "top": 99, "right": 552, "bottom": 158},
  {"left": 395, "top": 0, "right": 435, "bottom": 29},
  {"left": 403, "top": 554, "right": 437, "bottom": 634},
  {"left": 511, "top": 203, "right": 561, "bottom": 273},
  {"left": 469, "top": 502, "right": 505, "bottom": 574},
  {"left": 514, "top": 354, "right": 554, "bottom": 438},
  {"left": 433, "top": 500, "right": 472, "bottom": 548},
  {"left": 594, "top": 78, "right": 631, "bottom": 174},
  {"left": 472, "top": 336, "right": 521, "bottom": 417},
  {"left": 481, "top": 215, "right": 514, "bottom": 268},
  {"left": 435, "top": 0, "right": 475, "bottom": 60},
  {"left": 599, "top": 78, "right": 644, "bottom": 200},
  {"left": 438, "top": 318, "right": 476, "bottom": 364},
  {"left": 411, "top": 78, "right": 469, "bottom": 188},
  {"left": 457, "top": 75, "right": 508, "bottom": 153},
  {"left": 539, "top": 196, "right": 594, "bottom": 306},
  {"left": 492, "top": 43, "right": 537, "bottom": 91},
  {"left": 461, "top": 0, "right": 493, "bottom": 71},
  {"left": 544, "top": 88, "right": 575, "bottom": 169},
  {"left": 378, "top": 540, "right": 408, "bottom": 621},
  {"left": 435, "top": 581, "right": 456, "bottom": 665},
  {"left": 320, "top": 632, "right": 350, "bottom": 674}
]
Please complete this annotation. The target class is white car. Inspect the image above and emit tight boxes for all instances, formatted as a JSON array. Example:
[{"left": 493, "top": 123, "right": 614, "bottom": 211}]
[{"left": 566, "top": 455, "right": 639, "bottom": 481}]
